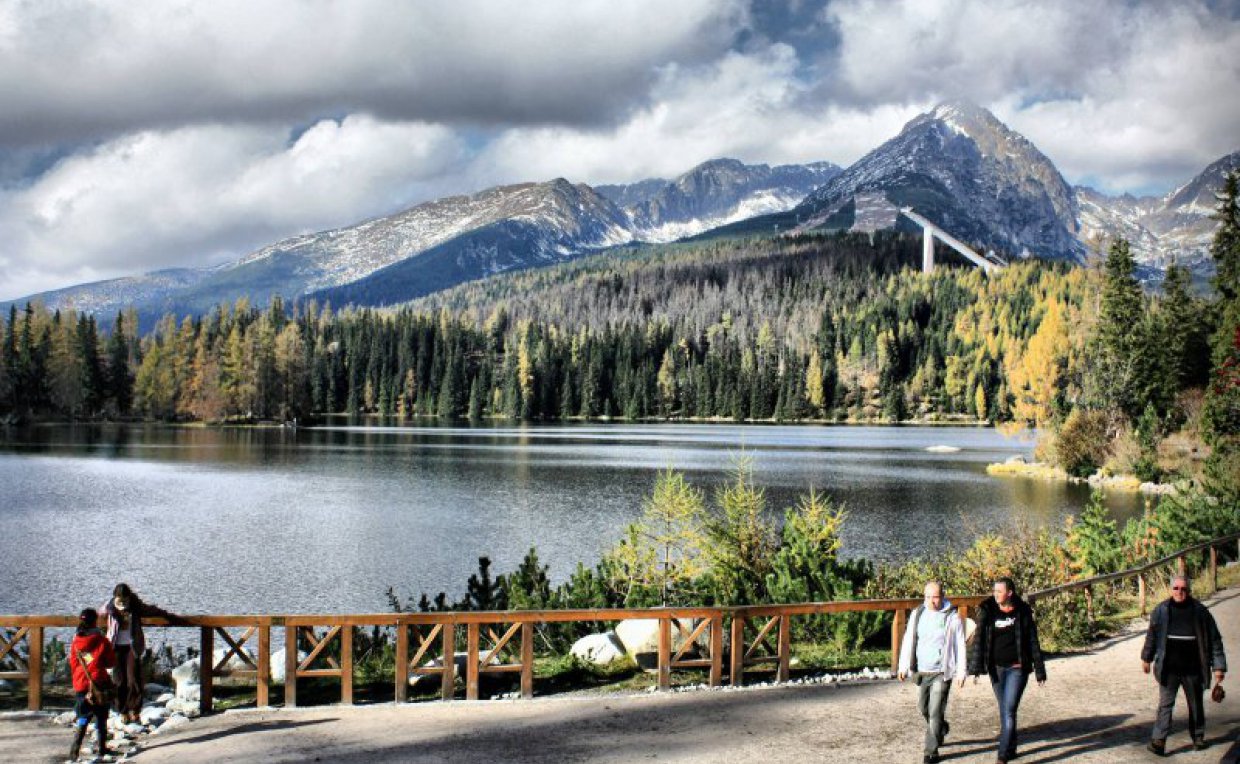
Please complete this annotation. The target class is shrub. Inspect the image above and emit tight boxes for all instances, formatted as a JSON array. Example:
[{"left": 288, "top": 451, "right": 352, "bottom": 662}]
[{"left": 1054, "top": 408, "right": 1112, "bottom": 477}]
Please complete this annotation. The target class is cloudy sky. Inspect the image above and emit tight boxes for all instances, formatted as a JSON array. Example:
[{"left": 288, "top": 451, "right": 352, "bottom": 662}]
[{"left": 2, "top": 0, "right": 1238, "bottom": 301}]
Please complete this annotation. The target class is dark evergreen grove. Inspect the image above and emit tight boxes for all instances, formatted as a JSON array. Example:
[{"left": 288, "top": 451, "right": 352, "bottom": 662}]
[{"left": 0, "top": 228, "right": 1221, "bottom": 431}]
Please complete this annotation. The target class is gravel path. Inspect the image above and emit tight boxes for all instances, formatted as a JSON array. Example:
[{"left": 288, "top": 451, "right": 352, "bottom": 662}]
[{"left": 6, "top": 588, "right": 1240, "bottom": 763}]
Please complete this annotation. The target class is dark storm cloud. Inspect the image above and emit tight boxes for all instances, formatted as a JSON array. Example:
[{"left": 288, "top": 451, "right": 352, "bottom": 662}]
[
  {"left": 1, "top": 0, "right": 1238, "bottom": 300},
  {"left": 0, "top": 0, "right": 745, "bottom": 147}
]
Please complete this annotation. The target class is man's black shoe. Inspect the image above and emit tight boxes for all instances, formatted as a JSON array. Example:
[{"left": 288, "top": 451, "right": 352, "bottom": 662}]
[
  {"left": 923, "top": 755, "right": 940, "bottom": 764},
  {"left": 1193, "top": 738, "right": 1208, "bottom": 751},
  {"left": 1147, "top": 739, "right": 1166, "bottom": 756}
]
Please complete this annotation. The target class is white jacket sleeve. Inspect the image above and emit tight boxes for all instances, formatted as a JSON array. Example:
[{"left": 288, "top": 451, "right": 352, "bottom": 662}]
[
  {"left": 897, "top": 607, "right": 919, "bottom": 675},
  {"left": 949, "top": 610, "right": 968, "bottom": 681}
]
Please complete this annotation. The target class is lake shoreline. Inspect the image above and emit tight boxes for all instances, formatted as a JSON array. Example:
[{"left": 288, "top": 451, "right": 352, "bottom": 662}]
[{"left": 986, "top": 459, "right": 1180, "bottom": 495}]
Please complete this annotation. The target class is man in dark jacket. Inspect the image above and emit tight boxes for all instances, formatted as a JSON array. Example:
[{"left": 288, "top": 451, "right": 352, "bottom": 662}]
[
  {"left": 968, "top": 577, "right": 1047, "bottom": 764},
  {"left": 1141, "top": 575, "right": 1226, "bottom": 755}
]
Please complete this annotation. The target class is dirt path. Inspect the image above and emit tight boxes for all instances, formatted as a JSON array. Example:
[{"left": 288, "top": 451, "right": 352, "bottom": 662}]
[{"left": 6, "top": 589, "right": 1240, "bottom": 764}]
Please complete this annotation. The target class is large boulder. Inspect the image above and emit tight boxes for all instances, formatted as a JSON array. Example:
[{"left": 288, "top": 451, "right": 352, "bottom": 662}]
[
  {"left": 171, "top": 658, "right": 200, "bottom": 700},
  {"left": 268, "top": 648, "right": 308, "bottom": 684},
  {"left": 614, "top": 618, "right": 702, "bottom": 658},
  {"left": 570, "top": 632, "right": 627, "bottom": 666}
]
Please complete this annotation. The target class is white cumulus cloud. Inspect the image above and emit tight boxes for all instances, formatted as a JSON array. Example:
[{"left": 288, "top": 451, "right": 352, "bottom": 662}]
[{"left": 0, "top": 116, "right": 465, "bottom": 300}]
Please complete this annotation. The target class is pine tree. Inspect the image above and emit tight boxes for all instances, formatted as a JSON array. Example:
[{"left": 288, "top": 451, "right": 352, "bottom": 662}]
[
  {"left": 463, "top": 557, "right": 507, "bottom": 611},
  {"left": 1160, "top": 263, "right": 1210, "bottom": 390},
  {"left": 1089, "top": 238, "right": 1146, "bottom": 419},
  {"left": 105, "top": 311, "right": 134, "bottom": 414}
]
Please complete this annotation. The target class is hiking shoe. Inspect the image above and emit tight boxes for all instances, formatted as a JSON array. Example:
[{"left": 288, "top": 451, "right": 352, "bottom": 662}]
[
  {"left": 923, "top": 755, "right": 940, "bottom": 764},
  {"left": 1192, "top": 738, "right": 1208, "bottom": 751},
  {"left": 1147, "top": 739, "right": 1166, "bottom": 756}
]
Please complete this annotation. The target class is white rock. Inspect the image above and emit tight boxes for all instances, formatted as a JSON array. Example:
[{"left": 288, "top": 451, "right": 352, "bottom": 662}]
[
  {"left": 1005, "top": 454, "right": 1027, "bottom": 464},
  {"left": 139, "top": 706, "right": 167, "bottom": 725},
  {"left": 569, "top": 632, "right": 627, "bottom": 666},
  {"left": 154, "top": 693, "right": 175, "bottom": 705},
  {"left": 408, "top": 652, "right": 490, "bottom": 690},
  {"left": 163, "top": 699, "right": 201, "bottom": 718},
  {"left": 143, "top": 683, "right": 171, "bottom": 698},
  {"left": 171, "top": 659, "right": 200, "bottom": 699},
  {"left": 614, "top": 618, "right": 703, "bottom": 658},
  {"left": 150, "top": 713, "right": 191, "bottom": 736},
  {"left": 53, "top": 711, "right": 76, "bottom": 726},
  {"left": 124, "top": 722, "right": 144, "bottom": 736},
  {"left": 268, "top": 648, "right": 308, "bottom": 684}
]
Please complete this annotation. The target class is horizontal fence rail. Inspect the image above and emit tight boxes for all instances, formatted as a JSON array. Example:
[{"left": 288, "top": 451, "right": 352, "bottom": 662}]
[{"left": 3, "top": 533, "right": 1237, "bottom": 713}]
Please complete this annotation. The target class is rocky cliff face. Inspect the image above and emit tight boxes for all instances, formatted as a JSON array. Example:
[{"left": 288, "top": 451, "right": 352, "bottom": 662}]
[
  {"left": 625, "top": 158, "right": 840, "bottom": 241},
  {"left": 1078, "top": 151, "right": 1239, "bottom": 274},
  {"left": 794, "top": 101, "right": 1086, "bottom": 262}
]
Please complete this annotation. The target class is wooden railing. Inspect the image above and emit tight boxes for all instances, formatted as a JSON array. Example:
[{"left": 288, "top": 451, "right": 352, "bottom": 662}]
[{"left": 3, "top": 532, "right": 1237, "bottom": 713}]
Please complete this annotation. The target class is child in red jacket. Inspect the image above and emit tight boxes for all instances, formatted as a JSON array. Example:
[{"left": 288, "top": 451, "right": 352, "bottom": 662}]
[{"left": 68, "top": 608, "right": 116, "bottom": 762}]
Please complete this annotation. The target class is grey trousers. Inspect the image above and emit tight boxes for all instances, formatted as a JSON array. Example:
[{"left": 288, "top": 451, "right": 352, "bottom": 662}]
[
  {"left": 915, "top": 671, "right": 952, "bottom": 755},
  {"left": 1152, "top": 672, "right": 1205, "bottom": 742}
]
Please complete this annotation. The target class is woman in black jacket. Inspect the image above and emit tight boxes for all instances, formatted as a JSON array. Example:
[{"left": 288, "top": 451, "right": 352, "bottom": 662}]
[{"left": 968, "top": 577, "right": 1047, "bottom": 764}]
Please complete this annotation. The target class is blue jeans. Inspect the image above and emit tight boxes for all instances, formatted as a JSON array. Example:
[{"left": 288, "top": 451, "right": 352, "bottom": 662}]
[{"left": 991, "top": 666, "right": 1029, "bottom": 759}]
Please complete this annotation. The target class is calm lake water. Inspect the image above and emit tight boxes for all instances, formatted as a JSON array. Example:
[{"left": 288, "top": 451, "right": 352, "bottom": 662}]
[{"left": 0, "top": 422, "right": 1143, "bottom": 617}]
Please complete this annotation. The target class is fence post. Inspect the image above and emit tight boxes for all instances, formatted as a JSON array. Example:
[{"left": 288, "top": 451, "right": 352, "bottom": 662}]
[
  {"left": 1178, "top": 555, "right": 1187, "bottom": 578},
  {"left": 26, "top": 626, "right": 43, "bottom": 712},
  {"left": 199, "top": 626, "right": 214, "bottom": 715},
  {"left": 340, "top": 625, "right": 353, "bottom": 706},
  {"left": 1139, "top": 574, "right": 1147, "bottom": 616},
  {"left": 657, "top": 617, "right": 671, "bottom": 690},
  {"left": 776, "top": 615, "right": 791, "bottom": 683},
  {"left": 729, "top": 615, "right": 745, "bottom": 686},
  {"left": 891, "top": 608, "right": 907, "bottom": 674},
  {"left": 441, "top": 623, "right": 455, "bottom": 701},
  {"left": 1084, "top": 585, "right": 1094, "bottom": 624},
  {"left": 394, "top": 624, "right": 409, "bottom": 703},
  {"left": 1211, "top": 546, "right": 1219, "bottom": 593},
  {"left": 257, "top": 623, "right": 271, "bottom": 708},
  {"left": 520, "top": 622, "right": 534, "bottom": 699},
  {"left": 285, "top": 626, "right": 298, "bottom": 708},
  {"left": 466, "top": 623, "right": 479, "bottom": 700},
  {"left": 709, "top": 614, "right": 723, "bottom": 687}
]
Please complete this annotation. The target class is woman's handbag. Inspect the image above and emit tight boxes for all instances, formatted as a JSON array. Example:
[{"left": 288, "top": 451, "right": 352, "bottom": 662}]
[{"left": 73, "top": 648, "right": 116, "bottom": 707}]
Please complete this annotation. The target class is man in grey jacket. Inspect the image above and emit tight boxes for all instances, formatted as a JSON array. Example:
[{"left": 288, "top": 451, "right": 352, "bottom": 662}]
[
  {"left": 898, "top": 581, "right": 967, "bottom": 764},
  {"left": 1141, "top": 575, "right": 1227, "bottom": 755}
]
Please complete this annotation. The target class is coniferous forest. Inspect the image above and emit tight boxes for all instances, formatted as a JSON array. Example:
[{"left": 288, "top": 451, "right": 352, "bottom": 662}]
[{"left": 1, "top": 172, "right": 1238, "bottom": 498}]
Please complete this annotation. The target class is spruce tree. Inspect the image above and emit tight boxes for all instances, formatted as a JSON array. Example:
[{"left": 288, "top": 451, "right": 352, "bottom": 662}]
[
  {"left": 1160, "top": 263, "right": 1210, "bottom": 389},
  {"left": 1089, "top": 238, "right": 1146, "bottom": 419},
  {"left": 105, "top": 313, "right": 133, "bottom": 414}
]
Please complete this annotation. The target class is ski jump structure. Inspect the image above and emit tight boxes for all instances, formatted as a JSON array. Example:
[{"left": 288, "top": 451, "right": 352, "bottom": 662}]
[{"left": 899, "top": 207, "right": 1006, "bottom": 274}]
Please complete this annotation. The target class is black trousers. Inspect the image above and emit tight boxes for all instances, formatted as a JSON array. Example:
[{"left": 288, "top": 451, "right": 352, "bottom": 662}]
[
  {"left": 112, "top": 645, "right": 144, "bottom": 715},
  {"left": 1152, "top": 672, "right": 1205, "bottom": 742}
]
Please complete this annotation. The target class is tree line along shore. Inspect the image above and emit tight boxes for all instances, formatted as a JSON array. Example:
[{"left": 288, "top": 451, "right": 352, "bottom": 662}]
[{"left": 3, "top": 172, "right": 1239, "bottom": 492}]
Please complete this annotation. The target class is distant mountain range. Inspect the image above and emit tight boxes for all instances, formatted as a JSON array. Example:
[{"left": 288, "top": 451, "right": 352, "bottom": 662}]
[
  {"left": 1076, "top": 150, "right": 1240, "bottom": 275},
  {"left": 5, "top": 102, "right": 1235, "bottom": 323}
]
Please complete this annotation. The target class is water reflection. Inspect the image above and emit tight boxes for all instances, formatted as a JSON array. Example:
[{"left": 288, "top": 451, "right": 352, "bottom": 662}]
[{"left": 0, "top": 421, "right": 1141, "bottom": 618}]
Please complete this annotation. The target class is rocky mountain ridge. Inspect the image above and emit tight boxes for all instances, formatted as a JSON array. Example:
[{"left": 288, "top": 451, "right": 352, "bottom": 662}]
[{"left": 5, "top": 104, "right": 1235, "bottom": 322}]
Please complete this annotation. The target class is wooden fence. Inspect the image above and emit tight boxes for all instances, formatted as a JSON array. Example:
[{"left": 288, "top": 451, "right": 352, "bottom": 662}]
[{"left": 3, "top": 532, "right": 1237, "bottom": 714}]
